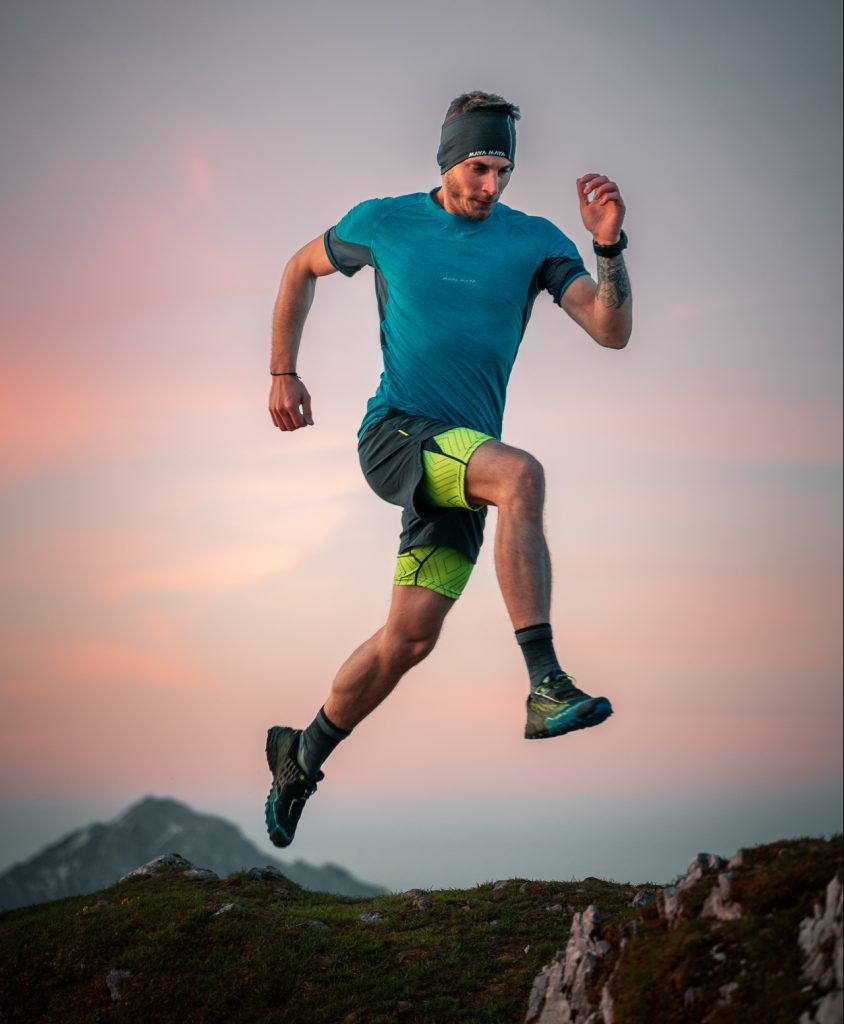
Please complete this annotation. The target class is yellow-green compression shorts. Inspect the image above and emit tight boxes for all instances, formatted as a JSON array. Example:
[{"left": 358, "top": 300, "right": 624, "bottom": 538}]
[{"left": 393, "top": 425, "right": 493, "bottom": 600}]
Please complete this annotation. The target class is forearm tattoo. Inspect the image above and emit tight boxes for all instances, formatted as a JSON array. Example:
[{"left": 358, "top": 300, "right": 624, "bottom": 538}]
[{"left": 596, "top": 254, "right": 631, "bottom": 309}]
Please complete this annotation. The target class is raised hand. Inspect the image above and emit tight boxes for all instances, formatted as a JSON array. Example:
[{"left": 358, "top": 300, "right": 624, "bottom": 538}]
[{"left": 577, "top": 173, "right": 625, "bottom": 245}]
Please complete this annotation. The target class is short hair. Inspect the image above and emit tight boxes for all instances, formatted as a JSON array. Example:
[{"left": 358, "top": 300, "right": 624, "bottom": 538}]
[{"left": 445, "top": 91, "right": 521, "bottom": 122}]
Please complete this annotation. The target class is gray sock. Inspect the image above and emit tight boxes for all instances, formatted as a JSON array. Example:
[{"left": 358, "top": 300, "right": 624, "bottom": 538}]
[
  {"left": 515, "top": 622, "right": 563, "bottom": 690},
  {"left": 296, "top": 706, "right": 351, "bottom": 779}
]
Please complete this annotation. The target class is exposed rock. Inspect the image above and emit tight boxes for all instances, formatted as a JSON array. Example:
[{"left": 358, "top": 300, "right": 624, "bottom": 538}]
[
  {"left": 678, "top": 852, "right": 726, "bottom": 891},
  {"left": 657, "top": 885, "right": 681, "bottom": 926},
  {"left": 403, "top": 888, "right": 425, "bottom": 898},
  {"left": 719, "top": 981, "right": 739, "bottom": 1003},
  {"left": 245, "top": 866, "right": 287, "bottom": 881},
  {"left": 701, "top": 872, "right": 743, "bottom": 921},
  {"left": 359, "top": 911, "right": 384, "bottom": 923},
  {"left": 492, "top": 879, "right": 510, "bottom": 891},
  {"left": 184, "top": 868, "right": 217, "bottom": 880},
  {"left": 212, "top": 902, "right": 246, "bottom": 917},
  {"left": 526, "top": 958, "right": 567, "bottom": 1024},
  {"left": 412, "top": 895, "right": 432, "bottom": 911},
  {"left": 106, "top": 969, "right": 132, "bottom": 1002},
  {"left": 599, "top": 982, "right": 615, "bottom": 1024},
  {"left": 657, "top": 852, "right": 725, "bottom": 927},
  {"left": 800, "top": 990, "right": 843, "bottom": 1024},
  {"left": 727, "top": 848, "right": 746, "bottom": 870},
  {"left": 798, "top": 875, "right": 843, "bottom": 1024},
  {"left": 630, "top": 889, "right": 654, "bottom": 908},
  {"left": 526, "top": 905, "right": 613, "bottom": 1023},
  {"left": 303, "top": 918, "right": 330, "bottom": 930},
  {"left": 119, "top": 852, "right": 195, "bottom": 880}
]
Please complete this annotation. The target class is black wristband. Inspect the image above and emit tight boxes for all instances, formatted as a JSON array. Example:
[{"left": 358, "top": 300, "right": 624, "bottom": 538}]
[
  {"left": 271, "top": 371, "right": 300, "bottom": 378},
  {"left": 592, "top": 230, "right": 628, "bottom": 258}
]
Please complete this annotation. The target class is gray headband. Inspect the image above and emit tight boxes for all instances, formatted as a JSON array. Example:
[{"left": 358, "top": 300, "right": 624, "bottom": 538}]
[{"left": 437, "top": 111, "right": 516, "bottom": 174}]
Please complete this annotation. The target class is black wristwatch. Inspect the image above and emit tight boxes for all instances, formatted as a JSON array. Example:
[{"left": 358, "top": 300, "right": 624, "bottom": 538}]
[{"left": 592, "top": 230, "right": 628, "bottom": 258}]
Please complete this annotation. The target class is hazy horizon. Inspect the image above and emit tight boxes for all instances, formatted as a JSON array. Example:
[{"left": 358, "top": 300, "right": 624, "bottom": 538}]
[{"left": 2, "top": 782, "right": 841, "bottom": 892}]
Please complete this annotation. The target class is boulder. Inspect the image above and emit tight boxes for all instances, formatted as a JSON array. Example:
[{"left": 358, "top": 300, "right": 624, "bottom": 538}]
[
  {"left": 526, "top": 906, "right": 613, "bottom": 1023},
  {"left": 245, "top": 866, "right": 287, "bottom": 881},
  {"left": 119, "top": 852, "right": 195, "bottom": 880},
  {"left": 701, "top": 872, "right": 743, "bottom": 921},
  {"left": 657, "top": 852, "right": 725, "bottom": 927},
  {"left": 798, "top": 875, "right": 843, "bottom": 1024},
  {"left": 106, "top": 969, "right": 132, "bottom": 1002}
]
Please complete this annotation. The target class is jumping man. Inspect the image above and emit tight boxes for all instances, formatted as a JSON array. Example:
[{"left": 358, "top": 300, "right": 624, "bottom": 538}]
[{"left": 265, "top": 91, "right": 632, "bottom": 847}]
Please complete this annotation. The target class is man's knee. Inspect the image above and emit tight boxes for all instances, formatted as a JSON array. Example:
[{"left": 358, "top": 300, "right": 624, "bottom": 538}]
[
  {"left": 500, "top": 451, "right": 544, "bottom": 509},
  {"left": 466, "top": 441, "right": 545, "bottom": 510},
  {"left": 381, "top": 625, "right": 440, "bottom": 670}
]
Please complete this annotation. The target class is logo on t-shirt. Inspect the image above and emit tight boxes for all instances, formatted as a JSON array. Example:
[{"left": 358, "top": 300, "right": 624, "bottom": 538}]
[{"left": 442, "top": 276, "right": 477, "bottom": 284}]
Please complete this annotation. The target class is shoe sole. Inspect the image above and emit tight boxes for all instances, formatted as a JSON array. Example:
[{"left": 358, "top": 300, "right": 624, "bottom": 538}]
[
  {"left": 265, "top": 785, "right": 293, "bottom": 848},
  {"left": 265, "top": 726, "right": 298, "bottom": 848},
  {"left": 525, "top": 698, "right": 614, "bottom": 740}
]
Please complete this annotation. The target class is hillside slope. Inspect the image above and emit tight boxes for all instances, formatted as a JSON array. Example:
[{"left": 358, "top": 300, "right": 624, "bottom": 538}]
[{"left": 0, "top": 836, "right": 840, "bottom": 1024}]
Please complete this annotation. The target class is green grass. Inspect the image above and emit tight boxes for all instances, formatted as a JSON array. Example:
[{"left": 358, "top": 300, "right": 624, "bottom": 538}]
[
  {"left": 0, "top": 837, "right": 839, "bottom": 1024},
  {"left": 607, "top": 836, "right": 843, "bottom": 1024}
]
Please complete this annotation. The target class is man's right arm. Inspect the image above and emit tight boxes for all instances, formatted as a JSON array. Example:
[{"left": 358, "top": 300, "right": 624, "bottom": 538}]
[{"left": 269, "top": 235, "right": 338, "bottom": 432}]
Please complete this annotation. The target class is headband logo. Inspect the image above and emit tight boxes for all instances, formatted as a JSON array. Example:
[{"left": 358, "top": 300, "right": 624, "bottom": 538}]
[{"left": 467, "top": 150, "right": 507, "bottom": 158}]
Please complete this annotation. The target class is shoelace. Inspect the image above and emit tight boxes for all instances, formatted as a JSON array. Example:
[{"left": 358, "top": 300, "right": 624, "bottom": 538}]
[
  {"left": 277, "top": 756, "right": 321, "bottom": 797},
  {"left": 536, "top": 670, "right": 586, "bottom": 702}
]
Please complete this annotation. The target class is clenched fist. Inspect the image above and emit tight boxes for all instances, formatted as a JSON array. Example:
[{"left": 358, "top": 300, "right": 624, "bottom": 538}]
[{"left": 268, "top": 374, "right": 314, "bottom": 431}]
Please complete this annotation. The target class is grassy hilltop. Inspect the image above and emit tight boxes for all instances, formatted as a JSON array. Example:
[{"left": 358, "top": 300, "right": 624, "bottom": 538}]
[{"left": 0, "top": 836, "right": 840, "bottom": 1024}]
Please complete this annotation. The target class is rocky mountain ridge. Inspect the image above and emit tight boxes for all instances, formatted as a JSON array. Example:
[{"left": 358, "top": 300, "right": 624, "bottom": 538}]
[
  {"left": 0, "top": 795, "right": 386, "bottom": 910},
  {"left": 527, "top": 844, "right": 843, "bottom": 1023},
  {"left": 0, "top": 835, "right": 839, "bottom": 1023}
]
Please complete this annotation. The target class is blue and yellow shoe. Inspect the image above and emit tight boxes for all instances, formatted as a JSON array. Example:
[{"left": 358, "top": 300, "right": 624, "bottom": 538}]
[
  {"left": 265, "top": 726, "right": 323, "bottom": 848},
  {"left": 524, "top": 671, "right": 613, "bottom": 739}
]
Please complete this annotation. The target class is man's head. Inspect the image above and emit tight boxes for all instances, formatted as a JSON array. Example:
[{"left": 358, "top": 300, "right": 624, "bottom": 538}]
[{"left": 436, "top": 91, "right": 521, "bottom": 220}]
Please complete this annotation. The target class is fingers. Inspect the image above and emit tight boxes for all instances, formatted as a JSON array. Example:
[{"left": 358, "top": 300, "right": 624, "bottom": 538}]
[
  {"left": 577, "top": 173, "right": 606, "bottom": 203},
  {"left": 577, "top": 174, "right": 623, "bottom": 205},
  {"left": 301, "top": 389, "right": 314, "bottom": 426},
  {"left": 268, "top": 379, "right": 313, "bottom": 432},
  {"left": 595, "top": 185, "right": 623, "bottom": 206}
]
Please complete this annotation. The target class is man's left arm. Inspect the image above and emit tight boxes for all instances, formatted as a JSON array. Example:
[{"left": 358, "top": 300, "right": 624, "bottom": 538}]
[{"left": 559, "top": 173, "right": 632, "bottom": 350}]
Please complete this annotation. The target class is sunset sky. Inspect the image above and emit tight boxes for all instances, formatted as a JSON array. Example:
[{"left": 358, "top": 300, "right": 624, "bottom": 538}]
[{"left": 1, "top": 0, "right": 841, "bottom": 891}]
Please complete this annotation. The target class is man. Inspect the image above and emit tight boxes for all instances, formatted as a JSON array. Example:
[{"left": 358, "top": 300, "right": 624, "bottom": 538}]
[{"left": 265, "top": 91, "right": 632, "bottom": 848}]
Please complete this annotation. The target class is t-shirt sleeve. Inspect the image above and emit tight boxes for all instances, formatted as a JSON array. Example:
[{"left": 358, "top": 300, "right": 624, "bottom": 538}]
[
  {"left": 323, "top": 198, "right": 384, "bottom": 277},
  {"left": 537, "top": 221, "right": 591, "bottom": 304}
]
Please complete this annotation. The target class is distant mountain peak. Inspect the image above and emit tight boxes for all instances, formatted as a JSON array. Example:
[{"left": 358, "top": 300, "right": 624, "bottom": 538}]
[{"left": 0, "top": 796, "right": 387, "bottom": 911}]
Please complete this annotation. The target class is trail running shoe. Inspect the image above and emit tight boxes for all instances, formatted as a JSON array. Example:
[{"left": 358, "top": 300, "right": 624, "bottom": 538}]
[
  {"left": 265, "top": 726, "right": 324, "bottom": 848},
  {"left": 524, "top": 670, "right": 613, "bottom": 740}
]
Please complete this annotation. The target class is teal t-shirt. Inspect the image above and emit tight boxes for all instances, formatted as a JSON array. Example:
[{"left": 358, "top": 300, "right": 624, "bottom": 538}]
[{"left": 324, "top": 188, "right": 590, "bottom": 440}]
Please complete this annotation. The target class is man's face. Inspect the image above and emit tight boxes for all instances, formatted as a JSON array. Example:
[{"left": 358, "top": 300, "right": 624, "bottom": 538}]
[{"left": 439, "top": 155, "right": 513, "bottom": 220}]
